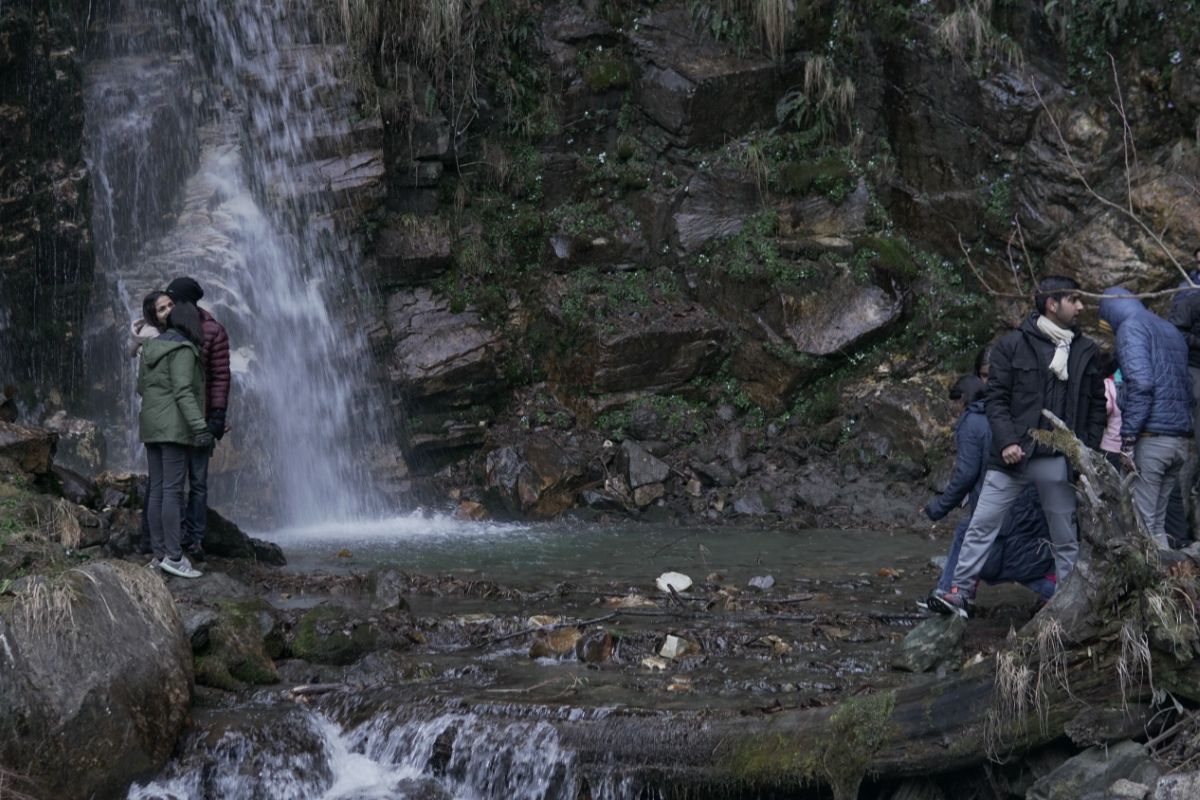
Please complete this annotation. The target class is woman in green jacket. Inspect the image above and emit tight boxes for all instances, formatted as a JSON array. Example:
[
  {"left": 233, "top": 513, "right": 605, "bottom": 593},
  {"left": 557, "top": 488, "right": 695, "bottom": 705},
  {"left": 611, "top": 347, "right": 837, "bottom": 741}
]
[{"left": 138, "top": 302, "right": 212, "bottom": 578}]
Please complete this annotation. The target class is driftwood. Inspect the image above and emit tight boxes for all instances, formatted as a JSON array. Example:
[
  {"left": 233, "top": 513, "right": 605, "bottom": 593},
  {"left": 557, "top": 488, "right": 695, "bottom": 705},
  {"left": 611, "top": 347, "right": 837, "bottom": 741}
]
[{"left": 333, "top": 413, "right": 1200, "bottom": 800}]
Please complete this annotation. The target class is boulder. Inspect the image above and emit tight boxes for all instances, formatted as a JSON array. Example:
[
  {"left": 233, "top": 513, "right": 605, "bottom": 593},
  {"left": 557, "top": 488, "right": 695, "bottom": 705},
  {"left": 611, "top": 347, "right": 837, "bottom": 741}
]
[
  {"left": 629, "top": 7, "right": 784, "bottom": 147},
  {"left": 891, "top": 615, "right": 966, "bottom": 673},
  {"left": 1028, "top": 742, "right": 1161, "bottom": 800},
  {"left": 483, "top": 440, "right": 591, "bottom": 518},
  {"left": 41, "top": 410, "right": 106, "bottom": 473},
  {"left": 0, "top": 560, "right": 192, "bottom": 799},
  {"left": 51, "top": 464, "right": 97, "bottom": 507},
  {"left": 781, "top": 275, "right": 902, "bottom": 357},
  {"left": 192, "top": 599, "right": 282, "bottom": 691},
  {"left": 619, "top": 440, "right": 670, "bottom": 488},
  {"left": 0, "top": 421, "right": 56, "bottom": 475},
  {"left": 385, "top": 288, "right": 504, "bottom": 407},
  {"left": 291, "top": 606, "right": 380, "bottom": 666},
  {"left": 203, "top": 509, "right": 286, "bottom": 565}
]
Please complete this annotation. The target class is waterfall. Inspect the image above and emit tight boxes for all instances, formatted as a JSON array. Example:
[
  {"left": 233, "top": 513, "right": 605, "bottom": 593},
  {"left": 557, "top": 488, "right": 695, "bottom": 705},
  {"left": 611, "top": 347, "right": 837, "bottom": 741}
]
[
  {"left": 83, "top": 0, "right": 396, "bottom": 523},
  {"left": 127, "top": 707, "right": 659, "bottom": 800}
]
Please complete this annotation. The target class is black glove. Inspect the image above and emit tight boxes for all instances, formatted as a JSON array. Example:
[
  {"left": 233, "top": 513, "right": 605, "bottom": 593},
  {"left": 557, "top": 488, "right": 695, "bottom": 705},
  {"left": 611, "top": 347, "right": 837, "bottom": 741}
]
[
  {"left": 193, "top": 431, "right": 214, "bottom": 449},
  {"left": 207, "top": 409, "right": 226, "bottom": 440}
]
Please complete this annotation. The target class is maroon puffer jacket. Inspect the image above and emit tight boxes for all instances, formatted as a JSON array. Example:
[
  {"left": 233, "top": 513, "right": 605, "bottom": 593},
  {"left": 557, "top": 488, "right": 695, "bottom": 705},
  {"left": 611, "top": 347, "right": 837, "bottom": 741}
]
[{"left": 200, "top": 308, "right": 231, "bottom": 412}]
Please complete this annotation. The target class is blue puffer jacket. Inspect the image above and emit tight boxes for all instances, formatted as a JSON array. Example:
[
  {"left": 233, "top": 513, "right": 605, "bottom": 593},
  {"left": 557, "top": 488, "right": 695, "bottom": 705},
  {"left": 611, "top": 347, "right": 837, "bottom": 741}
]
[
  {"left": 1099, "top": 287, "right": 1194, "bottom": 438},
  {"left": 925, "top": 400, "right": 990, "bottom": 520}
]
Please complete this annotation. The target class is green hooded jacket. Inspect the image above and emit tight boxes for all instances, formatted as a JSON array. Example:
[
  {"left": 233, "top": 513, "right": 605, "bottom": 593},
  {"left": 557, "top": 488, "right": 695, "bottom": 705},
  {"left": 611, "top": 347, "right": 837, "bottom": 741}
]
[{"left": 137, "top": 332, "right": 208, "bottom": 445}]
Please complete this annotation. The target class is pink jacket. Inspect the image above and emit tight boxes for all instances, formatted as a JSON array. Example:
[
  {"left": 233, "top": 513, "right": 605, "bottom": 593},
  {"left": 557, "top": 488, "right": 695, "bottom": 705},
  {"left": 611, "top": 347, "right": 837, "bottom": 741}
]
[{"left": 1101, "top": 377, "right": 1122, "bottom": 453}]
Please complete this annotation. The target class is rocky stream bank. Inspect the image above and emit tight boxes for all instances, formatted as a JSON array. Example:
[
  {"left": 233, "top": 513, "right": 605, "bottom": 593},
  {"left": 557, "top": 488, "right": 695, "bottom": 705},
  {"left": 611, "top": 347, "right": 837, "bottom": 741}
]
[{"left": 6, "top": 421, "right": 1200, "bottom": 799}]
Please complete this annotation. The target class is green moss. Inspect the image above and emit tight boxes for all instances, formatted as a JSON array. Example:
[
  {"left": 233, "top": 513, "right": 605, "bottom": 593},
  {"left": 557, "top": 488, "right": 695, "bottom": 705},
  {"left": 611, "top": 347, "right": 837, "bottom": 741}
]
[
  {"left": 778, "top": 155, "right": 856, "bottom": 200},
  {"left": 194, "top": 599, "right": 280, "bottom": 690},
  {"left": 293, "top": 606, "right": 379, "bottom": 666},
  {"left": 582, "top": 54, "right": 631, "bottom": 92},
  {"left": 853, "top": 236, "right": 917, "bottom": 283},
  {"left": 821, "top": 690, "right": 898, "bottom": 799}
]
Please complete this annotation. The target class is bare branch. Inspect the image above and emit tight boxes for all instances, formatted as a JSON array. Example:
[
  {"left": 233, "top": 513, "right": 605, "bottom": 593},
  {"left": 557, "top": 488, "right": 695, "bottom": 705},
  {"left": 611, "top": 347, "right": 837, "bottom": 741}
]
[
  {"left": 1029, "top": 79, "right": 1195, "bottom": 289},
  {"left": 959, "top": 233, "right": 1200, "bottom": 302}
]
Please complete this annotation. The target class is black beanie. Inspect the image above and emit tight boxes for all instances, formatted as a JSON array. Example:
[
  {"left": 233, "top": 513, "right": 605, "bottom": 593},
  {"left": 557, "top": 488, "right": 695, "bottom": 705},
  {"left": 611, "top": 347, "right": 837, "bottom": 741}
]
[{"left": 166, "top": 276, "right": 204, "bottom": 303}]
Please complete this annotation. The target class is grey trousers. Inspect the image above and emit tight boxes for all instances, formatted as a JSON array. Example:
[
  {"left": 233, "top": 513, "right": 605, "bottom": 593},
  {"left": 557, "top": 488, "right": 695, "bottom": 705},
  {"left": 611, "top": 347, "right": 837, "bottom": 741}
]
[
  {"left": 952, "top": 456, "right": 1078, "bottom": 592},
  {"left": 1178, "top": 366, "right": 1200, "bottom": 525},
  {"left": 1132, "top": 435, "right": 1190, "bottom": 546},
  {"left": 146, "top": 442, "right": 189, "bottom": 561}
]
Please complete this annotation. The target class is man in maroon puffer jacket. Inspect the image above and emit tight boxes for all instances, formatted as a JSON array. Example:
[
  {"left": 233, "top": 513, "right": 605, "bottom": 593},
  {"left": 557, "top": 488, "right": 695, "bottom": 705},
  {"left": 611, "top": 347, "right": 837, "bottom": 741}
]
[{"left": 166, "top": 276, "right": 230, "bottom": 559}]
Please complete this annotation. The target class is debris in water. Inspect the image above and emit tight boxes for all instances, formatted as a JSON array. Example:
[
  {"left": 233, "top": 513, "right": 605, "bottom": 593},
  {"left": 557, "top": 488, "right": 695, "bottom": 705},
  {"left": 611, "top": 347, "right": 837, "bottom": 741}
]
[
  {"left": 877, "top": 567, "right": 902, "bottom": 579},
  {"left": 748, "top": 575, "right": 775, "bottom": 591},
  {"left": 641, "top": 655, "right": 668, "bottom": 670},
  {"left": 659, "top": 634, "right": 699, "bottom": 659},
  {"left": 603, "top": 594, "right": 657, "bottom": 608},
  {"left": 575, "top": 631, "right": 614, "bottom": 664},
  {"left": 336, "top": 549, "right": 352, "bottom": 559},
  {"left": 655, "top": 571, "right": 692, "bottom": 593},
  {"left": 529, "top": 627, "right": 583, "bottom": 659},
  {"left": 526, "top": 615, "right": 559, "bottom": 627},
  {"left": 667, "top": 675, "right": 693, "bottom": 692}
]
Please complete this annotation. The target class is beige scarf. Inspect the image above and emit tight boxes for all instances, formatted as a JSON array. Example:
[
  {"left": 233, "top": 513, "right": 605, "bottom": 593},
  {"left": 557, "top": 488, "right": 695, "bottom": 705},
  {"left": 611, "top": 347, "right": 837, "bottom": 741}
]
[{"left": 1036, "top": 315, "right": 1075, "bottom": 381}]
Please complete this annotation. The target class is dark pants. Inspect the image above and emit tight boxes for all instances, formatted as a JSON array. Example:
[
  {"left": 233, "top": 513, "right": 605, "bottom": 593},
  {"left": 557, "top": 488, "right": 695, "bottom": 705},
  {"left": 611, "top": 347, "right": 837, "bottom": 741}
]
[
  {"left": 183, "top": 442, "right": 212, "bottom": 551},
  {"left": 147, "top": 442, "right": 189, "bottom": 561}
]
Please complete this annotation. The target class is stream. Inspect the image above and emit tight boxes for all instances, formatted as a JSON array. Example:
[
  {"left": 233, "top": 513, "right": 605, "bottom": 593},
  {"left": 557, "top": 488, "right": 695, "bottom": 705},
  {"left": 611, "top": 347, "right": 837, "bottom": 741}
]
[{"left": 123, "top": 522, "right": 1020, "bottom": 799}]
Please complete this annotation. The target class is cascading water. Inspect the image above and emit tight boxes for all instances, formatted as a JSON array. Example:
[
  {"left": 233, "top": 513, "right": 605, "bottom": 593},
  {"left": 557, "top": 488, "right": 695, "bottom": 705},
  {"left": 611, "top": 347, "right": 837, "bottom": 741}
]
[
  {"left": 83, "top": 0, "right": 397, "bottom": 523},
  {"left": 127, "top": 707, "right": 657, "bottom": 800}
]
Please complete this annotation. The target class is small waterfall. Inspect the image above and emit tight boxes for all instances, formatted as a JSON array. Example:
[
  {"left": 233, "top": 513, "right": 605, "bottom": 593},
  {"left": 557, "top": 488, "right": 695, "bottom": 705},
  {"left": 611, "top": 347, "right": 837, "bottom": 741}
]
[
  {"left": 82, "top": 0, "right": 396, "bottom": 523},
  {"left": 127, "top": 708, "right": 659, "bottom": 800}
]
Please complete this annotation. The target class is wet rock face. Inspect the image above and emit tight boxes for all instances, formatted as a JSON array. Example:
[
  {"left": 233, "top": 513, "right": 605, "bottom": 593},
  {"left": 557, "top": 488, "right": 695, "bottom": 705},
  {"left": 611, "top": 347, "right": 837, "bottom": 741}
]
[
  {"left": 0, "top": 560, "right": 192, "bottom": 799},
  {"left": 0, "top": 3, "right": 93, "bottom": 396},
  {"left": 386, "top": 288, "right": 504, "bottom": 406},
  {"left": 553, "top": 303, "right": 730, "bottom": 398}
]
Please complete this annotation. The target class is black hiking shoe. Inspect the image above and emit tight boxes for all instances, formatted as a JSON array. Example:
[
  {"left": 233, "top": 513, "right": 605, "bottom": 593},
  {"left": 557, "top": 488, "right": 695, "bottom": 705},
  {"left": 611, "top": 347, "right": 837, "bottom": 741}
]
[{"left": 928, "top": 587, "right": 973, "bottom": 619}]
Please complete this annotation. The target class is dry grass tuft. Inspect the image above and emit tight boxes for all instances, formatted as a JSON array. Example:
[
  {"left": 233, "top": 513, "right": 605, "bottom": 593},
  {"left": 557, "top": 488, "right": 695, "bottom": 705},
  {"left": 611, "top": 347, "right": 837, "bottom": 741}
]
[
  {"left": 12, "top": 575, "right": 79, "bottom": 648},
  {"left": 934, "top": 0, "right": 1024, "bottom": 73},
  {"left": 50, "top": 499, "right": 81, "bottom": 550},
  {"left": 111, "top": 562, "right": 180, "bottom": 635}
]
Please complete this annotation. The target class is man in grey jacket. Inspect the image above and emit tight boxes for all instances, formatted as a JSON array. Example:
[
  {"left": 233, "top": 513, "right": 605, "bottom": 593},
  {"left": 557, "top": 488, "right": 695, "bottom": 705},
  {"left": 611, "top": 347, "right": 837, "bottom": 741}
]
[{"left": 1101, "top": 287, "right": 1194, "bottom": 547}]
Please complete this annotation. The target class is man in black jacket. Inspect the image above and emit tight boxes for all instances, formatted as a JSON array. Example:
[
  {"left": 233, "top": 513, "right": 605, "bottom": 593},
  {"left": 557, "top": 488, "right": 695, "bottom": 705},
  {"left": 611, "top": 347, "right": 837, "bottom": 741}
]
[{"left": 931, "top": 276, "right": 1107, "bottom": 618}]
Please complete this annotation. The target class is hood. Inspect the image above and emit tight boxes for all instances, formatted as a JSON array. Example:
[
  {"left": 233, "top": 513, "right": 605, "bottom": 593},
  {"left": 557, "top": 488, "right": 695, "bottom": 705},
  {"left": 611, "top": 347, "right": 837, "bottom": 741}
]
[
  {"left": 141, "top": 331, "right": 195, "bottom": 369},
  {"left": 966, "top": 399, "right": 986, "bottom": 414},
  {"left": 1098, "top": 286, "right": 1144, "bottom": 333}
]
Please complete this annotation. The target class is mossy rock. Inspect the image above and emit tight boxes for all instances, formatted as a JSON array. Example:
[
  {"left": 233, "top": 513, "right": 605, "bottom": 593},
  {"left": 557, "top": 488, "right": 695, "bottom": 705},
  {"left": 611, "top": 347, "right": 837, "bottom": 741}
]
[
  {"left": 292, "top": 606, "right": 379, "bottom": 666},
  {"left": 777, "top": 156, "right": 855, "bottom": 198},
  {"left": 194, "top": 599, "right": 280, "bottom": 690},
  {"left": 583, "top": 55, "right": 632, "bottom": 92},
  {"left": 854, "top": 236, "right": 916, "bottom": 281}
]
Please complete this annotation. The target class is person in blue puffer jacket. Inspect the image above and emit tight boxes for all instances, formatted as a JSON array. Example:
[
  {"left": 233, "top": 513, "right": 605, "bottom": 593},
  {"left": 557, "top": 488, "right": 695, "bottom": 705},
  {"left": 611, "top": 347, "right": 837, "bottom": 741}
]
[{"left": 1099, "top": 286, "right": 1194, "bottom": 547}]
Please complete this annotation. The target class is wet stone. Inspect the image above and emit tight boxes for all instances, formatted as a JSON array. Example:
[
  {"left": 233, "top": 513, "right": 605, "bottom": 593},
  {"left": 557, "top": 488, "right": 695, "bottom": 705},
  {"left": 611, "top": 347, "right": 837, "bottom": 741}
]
[
  {"left": 891, "top": 615, "right": 966, "bottom": 673},
  {"left": 619, "top": 440, "right": 670, "bottom": 488}
]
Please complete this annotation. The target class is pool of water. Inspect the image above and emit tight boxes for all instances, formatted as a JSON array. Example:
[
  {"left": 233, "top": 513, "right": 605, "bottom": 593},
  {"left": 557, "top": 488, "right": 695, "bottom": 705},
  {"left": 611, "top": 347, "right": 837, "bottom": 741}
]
[{"left": 255, "top": 515, "right": 943, "bottom": 592}]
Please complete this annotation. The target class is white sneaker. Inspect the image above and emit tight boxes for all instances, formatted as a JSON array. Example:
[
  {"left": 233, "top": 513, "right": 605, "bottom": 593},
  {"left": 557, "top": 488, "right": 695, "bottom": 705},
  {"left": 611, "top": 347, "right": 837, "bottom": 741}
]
[
  {"left": 160, "top": 555, "right": 202, "bottom": 579},
  {"left": 146, "top": 558, "right": 162, "bottom": 570}
]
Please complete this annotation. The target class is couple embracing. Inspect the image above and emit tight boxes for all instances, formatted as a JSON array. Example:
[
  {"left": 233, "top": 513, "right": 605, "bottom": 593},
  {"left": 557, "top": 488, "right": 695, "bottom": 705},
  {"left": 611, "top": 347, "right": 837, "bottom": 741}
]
[{"left": 131, "top": 277, "right": 230, "bottom": 579}]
